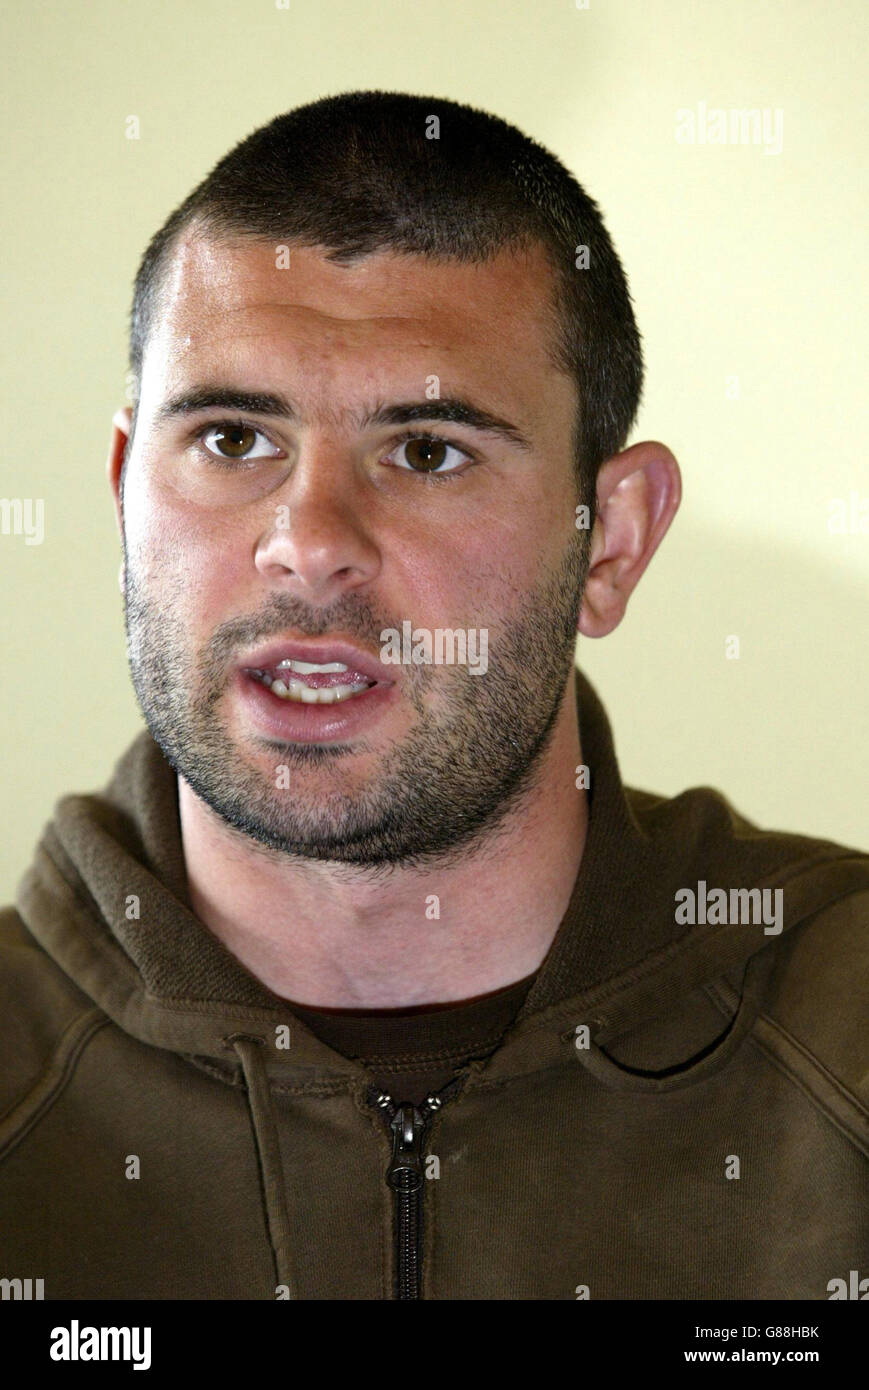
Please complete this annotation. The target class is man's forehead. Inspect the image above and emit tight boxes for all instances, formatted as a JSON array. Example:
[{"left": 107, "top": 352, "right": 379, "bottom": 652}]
[{"left": 156, "top": 227, "right": 559, "bottom": 353}]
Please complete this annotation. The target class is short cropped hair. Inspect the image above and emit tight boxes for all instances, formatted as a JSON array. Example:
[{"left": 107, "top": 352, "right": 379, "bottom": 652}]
[{"left": 128, "top": 90, "right": 643, "bottom": 504}]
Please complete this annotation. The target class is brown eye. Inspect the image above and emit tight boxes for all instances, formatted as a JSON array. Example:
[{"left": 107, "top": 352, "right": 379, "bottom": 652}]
[
  {"left": 212, "top": 425, "right": 257, "bottom": 457},
  {"left": 201, "top": 424, "right": 279, "bottom": 462},
  {"left": 404, "top": 438, "right": 448, "bottom": 472},
  {"left": 393, "top": 436, "right": 472, "bottom": 475}
]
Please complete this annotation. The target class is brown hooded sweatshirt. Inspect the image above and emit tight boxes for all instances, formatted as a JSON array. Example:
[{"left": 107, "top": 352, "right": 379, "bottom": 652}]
[{"left": 1, "top": 669, "right": 867, "bottom": 1300}]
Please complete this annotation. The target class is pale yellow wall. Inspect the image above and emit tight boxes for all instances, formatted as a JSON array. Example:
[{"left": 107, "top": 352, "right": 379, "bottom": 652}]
[{"left": 2, "top": 0, "right": 866, "bottom": 898}]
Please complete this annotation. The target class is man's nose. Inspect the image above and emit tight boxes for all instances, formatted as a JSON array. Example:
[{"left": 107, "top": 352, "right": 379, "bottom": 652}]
[{"left": 253, "top": 440, "right": 382, "bottom": 601}]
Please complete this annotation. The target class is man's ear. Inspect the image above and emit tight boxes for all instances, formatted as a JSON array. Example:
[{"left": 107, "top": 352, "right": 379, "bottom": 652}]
[
  {"left": 107, "top": 406, "right": 133, "bottom": 596},
  {"left": 578, "top": 440, "right": 681, "bottom": 639}
]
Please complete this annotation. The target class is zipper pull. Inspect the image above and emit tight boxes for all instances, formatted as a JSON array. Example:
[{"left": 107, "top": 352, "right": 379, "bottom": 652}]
[{"left": 386, "top": 1103, "right": 426, "bottom": 1193}]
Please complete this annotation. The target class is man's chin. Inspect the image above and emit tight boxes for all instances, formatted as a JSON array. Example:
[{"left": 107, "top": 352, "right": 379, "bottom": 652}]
[
  {"left": 176, "top": 753, "right": 389, "bottom": 860},
  {"left": 210, "top": 802, "right": 420, "bottom": 871}
]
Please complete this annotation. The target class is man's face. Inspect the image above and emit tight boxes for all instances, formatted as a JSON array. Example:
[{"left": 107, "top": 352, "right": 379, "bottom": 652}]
[{"left": 120, "top": 232, "right": 589, "bottom": 870}]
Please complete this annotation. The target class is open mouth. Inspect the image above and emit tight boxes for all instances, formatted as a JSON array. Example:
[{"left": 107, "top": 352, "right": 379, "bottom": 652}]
[{"left": 246, "top": 658, "right": 379, "bottom": 705}]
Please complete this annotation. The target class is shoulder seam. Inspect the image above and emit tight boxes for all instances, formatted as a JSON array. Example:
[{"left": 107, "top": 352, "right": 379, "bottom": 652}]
[
  {"left": 747, "top": 1014, "right": 869, "bottom": 1157},
  {"left": 0, "top": 1007, "right": 110, "bottom": 1162},
  {"left": 705, "top": 978, "right": 869, "bottom": 1156}
]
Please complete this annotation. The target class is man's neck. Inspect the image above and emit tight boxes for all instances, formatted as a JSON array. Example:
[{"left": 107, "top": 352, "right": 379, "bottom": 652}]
[{"left": 178, "top": 679, "right": 588, "bottom": 1009}]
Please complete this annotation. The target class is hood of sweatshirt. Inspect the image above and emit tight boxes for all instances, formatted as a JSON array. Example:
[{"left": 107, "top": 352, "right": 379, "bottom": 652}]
[{"left": 15, "top": 666, "right": 869, "bottom": 1099}]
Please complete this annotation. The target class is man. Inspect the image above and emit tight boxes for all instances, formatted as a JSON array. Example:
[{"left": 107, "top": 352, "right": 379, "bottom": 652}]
[{"left": 1, "top": 91, "right": 866, "bottom": 1301}]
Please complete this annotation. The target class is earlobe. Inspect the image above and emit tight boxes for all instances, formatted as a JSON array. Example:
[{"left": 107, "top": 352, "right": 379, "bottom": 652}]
[{"left": 577, "top": 571, "right": 628, "bottom": 639}]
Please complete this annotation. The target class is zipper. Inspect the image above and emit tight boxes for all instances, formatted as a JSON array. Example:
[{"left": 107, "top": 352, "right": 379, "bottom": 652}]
[{"left": 369, "top": 1074, "right": 465, "bottom": 1300}]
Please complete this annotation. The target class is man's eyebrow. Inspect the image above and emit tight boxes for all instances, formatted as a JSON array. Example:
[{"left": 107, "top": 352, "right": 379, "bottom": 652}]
[
  {"left": 372, "top": 399, "right": 532, "bottom": 451},
  {"left": 153, "top": 386, "right": 533, "bottom": 451}
]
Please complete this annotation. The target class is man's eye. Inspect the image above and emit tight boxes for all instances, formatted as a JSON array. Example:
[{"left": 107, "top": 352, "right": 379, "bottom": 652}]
[
  {"left": 200, "top": 423, "right": 280, "bottom": 461},
  {"left": 388, "top": 435, "right": 473, "bottom": 475}
]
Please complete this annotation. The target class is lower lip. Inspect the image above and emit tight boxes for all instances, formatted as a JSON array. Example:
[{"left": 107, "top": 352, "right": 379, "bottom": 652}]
[{"left": 234, "top": 671, "right": 396, "bottom": 744}]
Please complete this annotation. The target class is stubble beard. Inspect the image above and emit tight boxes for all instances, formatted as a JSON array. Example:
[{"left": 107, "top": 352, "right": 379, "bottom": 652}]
[{"left": 123, "top": 534, "right": 590, "bottom": 878}]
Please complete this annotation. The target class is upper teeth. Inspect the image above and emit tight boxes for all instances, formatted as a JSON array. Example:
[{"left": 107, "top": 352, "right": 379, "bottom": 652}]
[{"left": 275, "top": 659, "right": 350, "bottom": 674}]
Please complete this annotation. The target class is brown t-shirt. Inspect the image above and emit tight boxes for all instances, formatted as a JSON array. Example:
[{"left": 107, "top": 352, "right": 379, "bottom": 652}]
[{"left": 289, "top": 972, "right": 538, "bottom": 1107}]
